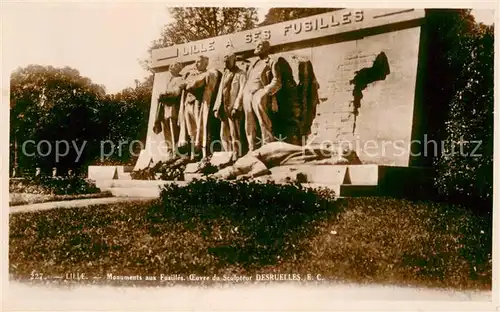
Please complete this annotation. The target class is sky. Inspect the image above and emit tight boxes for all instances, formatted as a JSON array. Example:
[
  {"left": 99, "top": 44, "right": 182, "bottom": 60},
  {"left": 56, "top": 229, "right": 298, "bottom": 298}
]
[{"left": 1, "top": 3, "right": 496, "bottom": 94}]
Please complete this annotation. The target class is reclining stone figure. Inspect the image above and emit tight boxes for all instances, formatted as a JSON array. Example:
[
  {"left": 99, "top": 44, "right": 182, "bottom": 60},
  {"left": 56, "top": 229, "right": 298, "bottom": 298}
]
[{"left": 210, "top": 141, "right": 360, "bottom": 180}]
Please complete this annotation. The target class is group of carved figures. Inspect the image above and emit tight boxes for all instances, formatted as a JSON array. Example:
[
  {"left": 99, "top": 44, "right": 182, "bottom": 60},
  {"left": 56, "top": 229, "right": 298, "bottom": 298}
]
[{"left": 153, "top": 39, "right": 320, "bottom": 161}]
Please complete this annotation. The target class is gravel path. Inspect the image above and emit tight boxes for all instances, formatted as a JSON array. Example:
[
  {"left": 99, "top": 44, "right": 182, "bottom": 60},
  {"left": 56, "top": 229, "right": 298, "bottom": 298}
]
[{"left": 9, "top": 197, "right": 154, "bottom": 214}]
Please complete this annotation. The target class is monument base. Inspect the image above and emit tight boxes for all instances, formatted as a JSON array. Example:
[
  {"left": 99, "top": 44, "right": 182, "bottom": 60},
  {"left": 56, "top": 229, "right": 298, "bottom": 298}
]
[
  {"left": 89, "top": 164, "right": 434, "bottom": 199},
  {"left": 88, "top": 165, "right": 134, "bottom": 181}
]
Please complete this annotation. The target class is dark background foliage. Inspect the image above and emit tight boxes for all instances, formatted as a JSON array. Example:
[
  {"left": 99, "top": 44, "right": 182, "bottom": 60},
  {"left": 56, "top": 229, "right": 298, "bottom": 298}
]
[
  {"left": 10, "top": 67, "right": 152, "bottom": 175},
  {"left": 147, "top": 8, "right": 258, "bottom": 52},
  {"left": 424, "top": 9, "right": 494, "bottom": 209},
  {"left": 259, "top": 8, "right": 339, "bottom": 26},
  {"left": 10, "top": 65, "right": 106, "bottom": 176},
  {"left": 97, "top": 76, "right": 153, "bottom": 165}
]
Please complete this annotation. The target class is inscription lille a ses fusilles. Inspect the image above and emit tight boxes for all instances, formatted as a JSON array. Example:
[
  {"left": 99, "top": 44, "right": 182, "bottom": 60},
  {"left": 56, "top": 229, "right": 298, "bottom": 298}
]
[{"left": 180, "top": 10, "right": 364, "bottom": 57}]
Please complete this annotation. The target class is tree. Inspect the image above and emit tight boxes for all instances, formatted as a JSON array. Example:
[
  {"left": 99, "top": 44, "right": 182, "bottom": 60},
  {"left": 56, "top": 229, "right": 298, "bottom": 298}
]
[
  {"left": 10, "top": 65, "right": 155, "bottom": 173},
  {"left": 428, "top": 9, "right": 494, "bottom": 210},
  {"left": 98, "top": 75, "right": 153, "bottom": 165},
  {"left": 149, "top": 7, "right": 258, "bottom": 51},
  {"left": 10, "top": 65, "right": 106, "bottom": 175},
  {"left": 259, "top": 8, "right": 339, "bottom": 26}
]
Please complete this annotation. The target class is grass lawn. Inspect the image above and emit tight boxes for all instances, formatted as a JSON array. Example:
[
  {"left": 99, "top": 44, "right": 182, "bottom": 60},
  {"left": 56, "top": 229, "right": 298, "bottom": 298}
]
[{"left": 9, "top": 180, "right": 492, "bottom": 290}]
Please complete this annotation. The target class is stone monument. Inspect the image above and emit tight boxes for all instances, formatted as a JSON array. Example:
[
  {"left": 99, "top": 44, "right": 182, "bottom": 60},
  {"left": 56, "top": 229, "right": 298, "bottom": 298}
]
[
  {"left": 213, "top": 50, "right": 247, "bottom": 157},
  {"left": 153, "top": 61, "right": 185, "bottom": 157},
  {"left": 109, "top": 8, "right": 433, "bottom": 197},
  {"left": 177, "top": 56, "right": 221, "bottom": 160},
  {"left": 143, "top": 9, "right": 427, "bottom": 166}
]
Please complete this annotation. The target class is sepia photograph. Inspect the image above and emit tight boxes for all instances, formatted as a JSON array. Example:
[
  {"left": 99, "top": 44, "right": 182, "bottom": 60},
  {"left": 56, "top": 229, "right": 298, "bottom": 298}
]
[{"left": 1, "top": 1, "right": 497, "bottom": 311}]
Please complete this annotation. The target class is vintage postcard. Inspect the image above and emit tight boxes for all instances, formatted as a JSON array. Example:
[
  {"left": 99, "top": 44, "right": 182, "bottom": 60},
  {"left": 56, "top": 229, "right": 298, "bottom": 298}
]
[{"left": 2, "top": 1, "right": 498, "bottom": 311}]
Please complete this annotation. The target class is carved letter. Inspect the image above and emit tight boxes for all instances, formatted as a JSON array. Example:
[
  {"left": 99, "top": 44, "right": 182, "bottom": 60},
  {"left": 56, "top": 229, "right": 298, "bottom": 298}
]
[
  {"left": 208, "top": 40, "right": 216, "bottom": 51},
  {"left": 331, "top": 15, "right": 340, "bottom": 26},
  {"left": 313, "top": 18, "right": 318, "bottom": 30},
  {"left": 293, "top": 22, "right": 302, "bottom": 34},
  {"left": 320, "top": 17, "right": 329, "bottom": 29},
  {"left": 342, "top": 12, "right": 352, "bottom": 24},
  {"left": 200, "top": 43, "right": 207, "bottom": 52},
  {"left": 263, "top": 30, "right": 271, "bottom": 40},
  {"left": 355, "top": 10, "right": 364, "bottom": 22},
  {"left": 191, "top": 44, "right": 199, "bottom": 54},
  {"left": 225, "top": 39, "right": 233, "bottom": 48},
  {"left": 183, "top": 46, "right": 190, "bottom": 56},
  {"left": 284, "top": 25, "right": 292, "bottom": 36},
  {"left": 304, "top": 21, "right": 312, "bottom": 32},
  {"left": 245, "top": 33, "right": 252, "bottom": 43},
  {"left": 253, "top": 31, "right": 261, "bottom": 41}
]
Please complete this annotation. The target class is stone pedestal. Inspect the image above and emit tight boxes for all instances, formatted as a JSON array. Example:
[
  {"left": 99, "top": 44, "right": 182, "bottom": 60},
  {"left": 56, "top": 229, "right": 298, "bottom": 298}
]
[
  {"left": 88, "top": 166, "right": 118, "bottom": 181},
  {"left": 89, "top": 164, "right": 433, "bottom": 199},
  {"left": 88, "top": 165, "right": 134, "bottom": 181}
]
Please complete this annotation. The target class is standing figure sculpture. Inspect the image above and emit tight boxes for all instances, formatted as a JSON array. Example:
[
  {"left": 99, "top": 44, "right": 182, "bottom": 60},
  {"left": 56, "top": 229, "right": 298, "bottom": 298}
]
[
  {"left": 178, "top": 55, "right": 220, "bottom": 160},
  {"left": 234, "top": 40, "right": 282, "bottom": 151},
  {"left": 154, "top": 62, "right": 186, "bottom": 157},
  {"left": 213, "top": 51, "right": 247, "bottom": 158}
]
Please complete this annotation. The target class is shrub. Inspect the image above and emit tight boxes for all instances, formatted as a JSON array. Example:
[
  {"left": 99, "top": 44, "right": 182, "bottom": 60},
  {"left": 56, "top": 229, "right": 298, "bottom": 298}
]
[
  {"left": 9, "top": 176, "right": 101, "bottom": 195},
  {"left": 150, "top": 178, "right": 337, "bottom": 267}
]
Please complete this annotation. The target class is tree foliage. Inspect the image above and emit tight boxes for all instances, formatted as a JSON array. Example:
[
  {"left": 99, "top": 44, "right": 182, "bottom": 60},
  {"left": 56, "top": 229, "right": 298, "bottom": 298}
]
[
  {"left": 98, "top": 75, "right": 153, "bottom": 165},
  {"left": 10, "top": 65, "right": 106, "bottom": 175},
  {"left": 149, "top": 7, "right": 258, "bottom": 51},
  {"left": 259, "top": 8, "right": 339, "bottom": 26},
  {"left": 428, "top": 9, "right": 494, "bottom": 209},
  {"left": 10, "top": 66, "right": 153, "bottom": 175}
]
